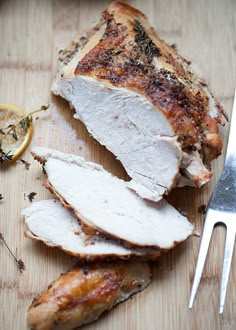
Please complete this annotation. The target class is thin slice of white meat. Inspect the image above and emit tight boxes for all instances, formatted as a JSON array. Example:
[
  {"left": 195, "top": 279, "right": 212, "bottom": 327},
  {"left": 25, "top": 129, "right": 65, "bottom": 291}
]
[
  {"left": 31, "top": 147, "right": 193, "bottom": 249},
  {"left": 23, "top": 199, "right": 160, "bottom": 260}
]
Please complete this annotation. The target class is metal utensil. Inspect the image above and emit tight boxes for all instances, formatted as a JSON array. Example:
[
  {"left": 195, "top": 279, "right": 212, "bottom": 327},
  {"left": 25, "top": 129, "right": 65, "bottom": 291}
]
[{"left": 189, "top": 90, "right": 236, "bottom": 314}]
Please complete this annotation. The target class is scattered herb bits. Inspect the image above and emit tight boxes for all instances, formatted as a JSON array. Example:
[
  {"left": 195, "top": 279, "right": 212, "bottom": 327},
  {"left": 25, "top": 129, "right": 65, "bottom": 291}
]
[
  {"left": 198, "top": 204, "right": 207, "bottom": 215},
  {"left": 27, "top": 192, "right": 37, "bottom": 202},
  {"left": 20, "top": 159, "right": 31, "bottom": 170}
]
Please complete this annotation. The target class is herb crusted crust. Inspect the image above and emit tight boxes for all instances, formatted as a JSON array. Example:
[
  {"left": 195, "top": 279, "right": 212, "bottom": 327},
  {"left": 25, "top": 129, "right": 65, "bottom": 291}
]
[{"left": 74, "top": 0, "right": 225, "bottom": 159}]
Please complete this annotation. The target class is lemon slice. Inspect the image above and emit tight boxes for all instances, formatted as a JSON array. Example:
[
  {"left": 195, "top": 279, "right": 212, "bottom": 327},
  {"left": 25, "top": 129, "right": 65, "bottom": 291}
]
[{"left": 0, "top": 104, "right": 33, "bottom": 162}]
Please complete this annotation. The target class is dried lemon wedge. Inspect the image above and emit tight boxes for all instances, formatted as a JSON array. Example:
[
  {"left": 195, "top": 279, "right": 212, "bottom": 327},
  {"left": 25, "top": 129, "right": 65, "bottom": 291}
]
[{"left": 0, "top": 104, "right": 48, "bottom": 163}]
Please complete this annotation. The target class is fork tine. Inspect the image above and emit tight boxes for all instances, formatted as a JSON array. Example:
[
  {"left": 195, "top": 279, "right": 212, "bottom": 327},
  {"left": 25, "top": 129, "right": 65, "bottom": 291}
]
[
  {"left": 189, "top": 214, "right": 215, "bottom": 309},
  {"left": 219, "top": 222, "right": 236, "bottom": 314}
]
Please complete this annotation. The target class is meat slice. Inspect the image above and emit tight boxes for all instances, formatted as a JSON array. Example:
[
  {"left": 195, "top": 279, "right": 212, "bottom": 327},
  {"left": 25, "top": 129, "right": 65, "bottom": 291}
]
[
  {"left": 52, "top": 0, "right": 226, "bottom": 202},
  {"left": 31, "top": 146, "right": 193, "bottom": 249},
  {"left": 27, "top": 261, "right": 151, "bottom": 330},
  {"left": 23, "top": 199, "right": 161, "bottom": 260}
]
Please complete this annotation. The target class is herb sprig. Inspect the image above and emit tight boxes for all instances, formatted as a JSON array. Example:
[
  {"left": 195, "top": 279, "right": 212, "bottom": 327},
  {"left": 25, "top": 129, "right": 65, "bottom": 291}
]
[
  {"left": 0, "top": 105, "right": 49, "bottom": 163},
  {"left": 0, "top": 232, "right": 25, "bottom": 273}
]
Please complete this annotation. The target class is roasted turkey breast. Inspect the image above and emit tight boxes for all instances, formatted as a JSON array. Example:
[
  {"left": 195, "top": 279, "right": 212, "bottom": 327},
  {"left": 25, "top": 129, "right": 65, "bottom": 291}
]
[
  {"left": 31, "top": 147, "right": 193, "bottom": 250},
  {"left": 52, "top": 0, "right": 226, "bottom": 202},
  {"left": 27, "top": 261, "right": 151, "bottom": 330}
]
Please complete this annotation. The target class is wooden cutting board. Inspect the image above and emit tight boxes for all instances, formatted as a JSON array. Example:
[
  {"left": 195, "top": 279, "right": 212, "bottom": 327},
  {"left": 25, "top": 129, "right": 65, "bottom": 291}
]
[{"left": 0, "top": 0, "right": 235, "bottom": 329}]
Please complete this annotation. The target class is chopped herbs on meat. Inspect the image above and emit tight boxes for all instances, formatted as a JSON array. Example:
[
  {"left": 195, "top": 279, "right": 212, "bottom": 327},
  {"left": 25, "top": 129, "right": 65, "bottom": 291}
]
[{"left": 133, "top": 19, "right": 161, "bottom": 63}]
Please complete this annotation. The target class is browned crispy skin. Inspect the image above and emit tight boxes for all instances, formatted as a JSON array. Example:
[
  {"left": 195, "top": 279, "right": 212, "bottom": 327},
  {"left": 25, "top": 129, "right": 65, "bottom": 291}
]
[
  {"left": 27, "top": 261, "right": 151, "bottom": 330},
  {"left": 74, "top": 0, "right": 224, "bottom": 158}
]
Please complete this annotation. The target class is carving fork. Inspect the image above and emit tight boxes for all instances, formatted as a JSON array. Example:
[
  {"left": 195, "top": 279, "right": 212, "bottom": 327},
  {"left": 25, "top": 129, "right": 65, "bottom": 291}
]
[{"left": 189, "top": 90, "right": 236, "bottom": 314}]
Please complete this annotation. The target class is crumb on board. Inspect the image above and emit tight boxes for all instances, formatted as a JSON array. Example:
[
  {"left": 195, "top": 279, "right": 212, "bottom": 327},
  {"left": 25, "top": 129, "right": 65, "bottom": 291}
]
[{"left": 198, "top": 204, "right": 206, "bottom": 215}]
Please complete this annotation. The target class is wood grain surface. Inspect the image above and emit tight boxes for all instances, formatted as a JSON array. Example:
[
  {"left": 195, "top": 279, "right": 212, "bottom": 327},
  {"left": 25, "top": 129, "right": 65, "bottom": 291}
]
[{"left": 0, "top": 0, "right": 235, "bottom": 329}]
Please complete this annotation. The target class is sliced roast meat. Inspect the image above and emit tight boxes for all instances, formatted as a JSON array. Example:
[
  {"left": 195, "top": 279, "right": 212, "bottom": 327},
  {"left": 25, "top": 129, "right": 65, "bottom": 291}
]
[
  {"left": 23, "top": 199, "right": 161, "bottom": 260},
  {"left": 31, "top": 147, "right": 193, "bottom": 250},
  {"left": 52, "top": 0, "right": 226, "bottom": 201}
]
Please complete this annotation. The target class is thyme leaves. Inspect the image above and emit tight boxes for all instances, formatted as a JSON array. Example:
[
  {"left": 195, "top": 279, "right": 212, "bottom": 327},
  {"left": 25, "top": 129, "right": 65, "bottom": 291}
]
[
  {"left": 20, "top": 116, "right": 32, "bottom": 132},
  {"left": 198, "top": 204, "right": 207, "bottom": 215},
  {"left": 0, "top": 148, "right": 13, "bottom": 163},
  {"left": 42, "top": 165, "right": 46, "bottom": 174},
  {"left": 17, "top": 259, "right": 26, "bottom": 272},
  {"left": 27, "top": 192, "right": 37, "bottom": 202},
  {"left": 133, "top": 19, "right": 161, "bottom": 64},
  {"left": 20, "top": 159, "right": 31, "bottom": 170},
  {"left": 11, "top": 126, "right": 18, "bottom": 141}
]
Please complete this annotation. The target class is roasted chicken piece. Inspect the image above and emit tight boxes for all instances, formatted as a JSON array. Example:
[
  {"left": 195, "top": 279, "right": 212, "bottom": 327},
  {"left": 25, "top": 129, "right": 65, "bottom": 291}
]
[
  {"left": 23, "top": 199, "right": 161, "bottom": 260},
  {"left": 27, "top": 261, "right": 151, "bottom": 330},
  {"left": 52, "top": 0, "right": 226, "bottom": 202},
  {"left": 31, "top": 147, "right": 193, "bottom": 250}
]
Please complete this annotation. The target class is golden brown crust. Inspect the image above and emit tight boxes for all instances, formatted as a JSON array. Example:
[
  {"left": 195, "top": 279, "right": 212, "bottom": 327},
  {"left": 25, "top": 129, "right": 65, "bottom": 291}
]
[
  {"left": 73, "top": 0, "right": 224, "bottom": 158},
  {"left": 27, "top": 261, "right": 151, "bottom": 330}
]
